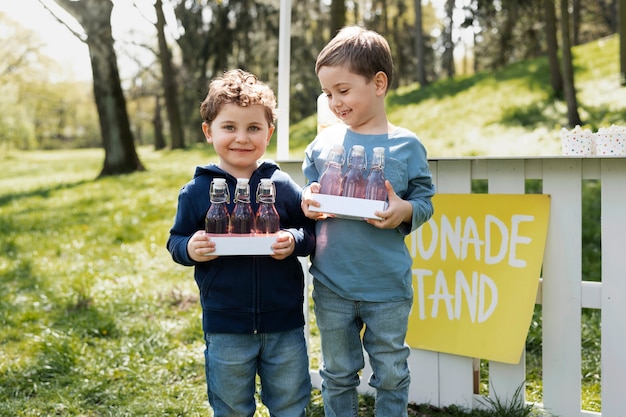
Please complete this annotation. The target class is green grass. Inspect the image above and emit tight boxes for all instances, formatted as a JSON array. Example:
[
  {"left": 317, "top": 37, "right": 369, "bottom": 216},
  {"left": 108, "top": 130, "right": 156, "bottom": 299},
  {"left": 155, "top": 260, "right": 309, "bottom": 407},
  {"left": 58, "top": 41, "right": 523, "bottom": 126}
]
[
  {"left": 1, "top": 147, "right": 601, "bottom": 416},
  {"left": 1, "top": 35, "right": 617, "bottom": 416},
  {"left": 0, "top": 148, "right": 209, "bottom": 416}
]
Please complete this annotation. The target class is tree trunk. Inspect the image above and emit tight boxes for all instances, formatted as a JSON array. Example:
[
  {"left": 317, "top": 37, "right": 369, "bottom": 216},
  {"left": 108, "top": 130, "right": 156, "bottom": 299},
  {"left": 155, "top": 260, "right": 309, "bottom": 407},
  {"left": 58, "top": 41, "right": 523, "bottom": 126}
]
[
  {"left": 414, "top": 0, "right": 428, "bottom": 86},
  {"left": 617, "top": 0, "right": 626, "bottom": 86},
  {"left": 442, "top": 0, "right": 455, "bottom": 77},
  {"left": 560, "top": 0, "right": 583, "bottom": 126},
  {"left": 572, "top": 0, "right": 581, "bottom": 45},
  {"left": 153, "top": 96, "right": 166, "bottom": 151},
  {"left": 544, "top": 0, "right": 563, "bottom": 98},
  {"left": 156, "top": 0, "right": 185, "bottom": 149},
  {"left": 173, "top": 1, "right": 222, "bottom": 143},
  {"left": 498, "top": 2, "right": 517, "bottom": 68},
  {"left": 330, "top": 0, "right": 346, "bottom": 36},
  {"left": 51, "top": 0, "right": 144, "bottom": 176}
]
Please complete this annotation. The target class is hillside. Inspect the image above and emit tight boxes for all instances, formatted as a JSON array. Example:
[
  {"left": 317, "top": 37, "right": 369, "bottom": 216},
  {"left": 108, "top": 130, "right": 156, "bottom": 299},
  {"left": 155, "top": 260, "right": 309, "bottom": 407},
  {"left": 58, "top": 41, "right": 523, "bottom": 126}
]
[{"left": 287, "top": 35, "right": 624, "bottom": 159}]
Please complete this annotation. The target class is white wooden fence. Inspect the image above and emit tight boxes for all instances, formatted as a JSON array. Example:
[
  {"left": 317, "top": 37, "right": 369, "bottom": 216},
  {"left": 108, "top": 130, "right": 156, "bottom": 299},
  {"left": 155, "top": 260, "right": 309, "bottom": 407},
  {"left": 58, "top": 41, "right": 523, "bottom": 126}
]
[{"left": 281, "top": 156, "right": 626, "bottom": 417}]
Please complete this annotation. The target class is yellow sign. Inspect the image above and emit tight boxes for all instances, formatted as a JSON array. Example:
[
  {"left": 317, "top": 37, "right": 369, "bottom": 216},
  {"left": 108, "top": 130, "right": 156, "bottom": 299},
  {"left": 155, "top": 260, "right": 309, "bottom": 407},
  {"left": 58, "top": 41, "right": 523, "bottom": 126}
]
[{"left": 405, "top": 194, "right": 550, "bottom": 364}]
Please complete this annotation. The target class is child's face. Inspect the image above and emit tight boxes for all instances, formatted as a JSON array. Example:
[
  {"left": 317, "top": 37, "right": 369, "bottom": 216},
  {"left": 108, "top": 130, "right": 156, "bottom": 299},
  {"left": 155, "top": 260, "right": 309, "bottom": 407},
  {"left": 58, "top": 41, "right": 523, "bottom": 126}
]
[
  {"left": 317, "top": 64, "right": 386, "bottom": 132},
  {"left": 202, "top": 103, "right": 274, "bottom": 178}
]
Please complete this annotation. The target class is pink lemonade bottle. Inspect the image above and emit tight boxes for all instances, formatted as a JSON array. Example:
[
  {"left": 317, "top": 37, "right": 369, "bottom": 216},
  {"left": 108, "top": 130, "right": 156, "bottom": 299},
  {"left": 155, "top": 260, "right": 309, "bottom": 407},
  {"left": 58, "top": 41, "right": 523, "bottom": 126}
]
[
  {"left": 230, "top": 178, "right": 255, "bottom": 236},
  {"left": 365, "top": 147, "right": 388, "bottom": 201},
  {"left": 205, "top": 178, "right": 230, "bottom": 235},
  {"left": 341, "top": 145, "right": 367, "bottom": 199},
  {"left": 255, "top": 178, "right": 280, "bottom": 234},
  {"left": 319, "top": 144, "right": 345, "bottom": 196}
]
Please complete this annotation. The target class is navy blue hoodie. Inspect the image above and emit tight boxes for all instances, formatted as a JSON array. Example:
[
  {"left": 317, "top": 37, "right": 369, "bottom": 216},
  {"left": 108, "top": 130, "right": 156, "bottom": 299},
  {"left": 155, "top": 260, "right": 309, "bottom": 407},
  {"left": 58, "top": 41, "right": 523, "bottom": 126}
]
[{"left": 167, "top": 161, "right": 316, "bottom": 334}]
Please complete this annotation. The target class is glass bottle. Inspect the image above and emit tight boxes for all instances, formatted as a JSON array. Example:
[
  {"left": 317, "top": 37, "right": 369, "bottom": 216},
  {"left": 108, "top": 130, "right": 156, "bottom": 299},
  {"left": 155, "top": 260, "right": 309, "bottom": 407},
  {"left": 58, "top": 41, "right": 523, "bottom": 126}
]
[
  {"left": 365, "top": 147, "right": 388, "bottom": 201},
  {"left": 205, "top": 178, "right": 230, "bottom": 235},
  {"left": 230, "top": 178, "right": 255, "bottom": 236},
  {"left": 341, "top": 145, "right": 367, "bottom": 199},
  {"left": 319, "top": 144, "right": 345, "bottom": 196},
  {"left": 255, "top": 178, "right": 280, "bottom": 234}
]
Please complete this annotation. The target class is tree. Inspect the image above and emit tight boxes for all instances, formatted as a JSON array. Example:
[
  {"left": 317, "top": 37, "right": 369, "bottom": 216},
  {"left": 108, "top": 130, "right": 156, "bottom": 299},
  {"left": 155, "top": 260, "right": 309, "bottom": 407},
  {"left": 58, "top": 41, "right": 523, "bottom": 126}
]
[
  {"left": 618, "top": 0, "right": 626, "bottom": 86},
  {"left": 560, "top": 0, "right": 583, "bottom": 126},
  {"left": 543, "top": 0, "right": 563, "bottom": 98},
  {"left": 153, "top": 96, "right": 166, "bottom": 150},
  {"left": 414, "top": 0, "right": 428, "bottom": 85},
  {"left": 155, "top": 0, "right": 185, "bottom": 149},
  {"left": 330, "top": 0, "right": 346, "bottom": 36},
  {"left": 442, "top": 0, "right": 455, "bottom": 77},
  {"left": 43, "top": 0, "right": 144, "bottom": 176},
  {"left": 496, "top": 1, "right": 518, "bottom": 68}
]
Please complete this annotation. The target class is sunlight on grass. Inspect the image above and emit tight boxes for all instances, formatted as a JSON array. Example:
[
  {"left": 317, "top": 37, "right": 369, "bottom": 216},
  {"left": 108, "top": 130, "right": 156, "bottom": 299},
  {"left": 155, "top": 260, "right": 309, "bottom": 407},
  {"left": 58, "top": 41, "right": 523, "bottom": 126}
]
[
  {"left": 1, "top": 147, "right": 604, "bottom": 416},
  {"left": 0, "top": 148, "right": 211, "bottom": 416},
  {"left": 1, "top": 35, "right": 618, "bottom": 416}
]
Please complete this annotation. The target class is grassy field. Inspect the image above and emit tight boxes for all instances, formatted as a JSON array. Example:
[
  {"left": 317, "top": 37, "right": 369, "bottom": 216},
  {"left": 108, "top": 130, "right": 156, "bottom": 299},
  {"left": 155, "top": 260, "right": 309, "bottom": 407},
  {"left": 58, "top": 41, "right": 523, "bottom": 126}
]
[
  {"left": 1, "top": 148, "right": 208, "bottom": 416},
  {"left": 1, "top": 35, "right": 618, "bottom": 416},
  {"left": 0, "top": 147, "right": 601, "bottom": 416}
]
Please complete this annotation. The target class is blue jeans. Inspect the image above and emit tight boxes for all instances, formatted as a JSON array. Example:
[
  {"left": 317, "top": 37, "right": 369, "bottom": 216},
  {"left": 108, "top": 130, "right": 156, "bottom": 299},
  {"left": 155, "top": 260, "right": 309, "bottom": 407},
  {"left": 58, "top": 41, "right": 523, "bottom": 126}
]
[
  {"left": 313, "top": 280, "right": 412, "bottom": 417},
  {"left": 203, "top": 328, "right": 311, "bottom": 417}
]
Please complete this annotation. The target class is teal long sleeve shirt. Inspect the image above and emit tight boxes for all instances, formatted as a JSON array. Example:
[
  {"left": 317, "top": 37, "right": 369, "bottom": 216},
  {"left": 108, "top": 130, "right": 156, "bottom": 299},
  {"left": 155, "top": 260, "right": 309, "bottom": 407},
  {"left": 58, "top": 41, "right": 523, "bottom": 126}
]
[{"left": 302, "top": 124, "right": 435, "bottom": 302}]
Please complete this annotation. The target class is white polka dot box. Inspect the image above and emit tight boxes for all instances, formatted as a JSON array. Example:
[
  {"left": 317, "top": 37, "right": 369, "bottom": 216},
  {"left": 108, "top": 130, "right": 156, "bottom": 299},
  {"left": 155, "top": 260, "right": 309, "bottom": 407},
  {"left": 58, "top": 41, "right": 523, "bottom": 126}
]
[{"left": 561, "top": 125, "right": 626, "bottom": 156}]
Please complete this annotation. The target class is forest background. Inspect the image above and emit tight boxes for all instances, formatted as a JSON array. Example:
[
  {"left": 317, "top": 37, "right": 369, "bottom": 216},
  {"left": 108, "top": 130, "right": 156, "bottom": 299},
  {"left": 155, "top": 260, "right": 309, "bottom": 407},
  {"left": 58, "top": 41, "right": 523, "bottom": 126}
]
[{"left": 1, "top": 0, "right": 625, "bottom": 176}]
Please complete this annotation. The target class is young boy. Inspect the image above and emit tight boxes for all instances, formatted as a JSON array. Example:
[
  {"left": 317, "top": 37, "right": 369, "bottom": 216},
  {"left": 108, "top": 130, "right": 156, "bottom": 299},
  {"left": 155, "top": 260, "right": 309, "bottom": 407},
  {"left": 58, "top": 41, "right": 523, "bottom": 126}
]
[
  {"left": 167, "top": 69, "right": 315, "bottom": 417},
  {"left": 301, "top": 27, "right": 435, "bottom": 417}
]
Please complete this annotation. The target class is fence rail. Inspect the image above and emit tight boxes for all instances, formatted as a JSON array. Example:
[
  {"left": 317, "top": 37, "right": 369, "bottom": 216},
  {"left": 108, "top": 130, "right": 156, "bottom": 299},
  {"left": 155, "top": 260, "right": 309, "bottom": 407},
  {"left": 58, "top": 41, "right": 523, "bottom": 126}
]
[{"left": 281, "top": 156, "right": 626, "bottom": 417}]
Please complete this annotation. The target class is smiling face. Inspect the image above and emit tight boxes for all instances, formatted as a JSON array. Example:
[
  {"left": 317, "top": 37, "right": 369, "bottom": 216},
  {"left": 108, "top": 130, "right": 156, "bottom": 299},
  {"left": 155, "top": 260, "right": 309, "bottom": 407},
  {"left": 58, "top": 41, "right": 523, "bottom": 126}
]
[
  {"left": 202, "top": 103, "right": 274, "bottom": 179},
  {"left": 318, "top": 64, "right": 388, "bottom": 134}
]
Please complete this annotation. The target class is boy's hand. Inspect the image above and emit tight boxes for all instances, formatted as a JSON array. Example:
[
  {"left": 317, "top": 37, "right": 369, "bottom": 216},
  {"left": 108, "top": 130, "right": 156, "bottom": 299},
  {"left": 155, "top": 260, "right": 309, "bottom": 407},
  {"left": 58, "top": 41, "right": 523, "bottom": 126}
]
[
  {"left": 366, "top": 180, "right": 412, "bottom": 229},
  {"left": 188, "top": 230, "right": 218, "bottom": 262},
  {"left": 301, "top": 182, "right": 333, "bottom": 220},
  {"left": 270, "top": 230, "right": 295, "bottom": 260}
]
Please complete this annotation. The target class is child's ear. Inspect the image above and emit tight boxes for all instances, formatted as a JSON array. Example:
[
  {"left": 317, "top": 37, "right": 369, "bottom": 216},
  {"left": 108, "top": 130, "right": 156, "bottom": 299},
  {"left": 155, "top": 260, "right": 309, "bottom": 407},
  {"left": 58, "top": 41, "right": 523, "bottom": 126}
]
[
  {"left": 266, "top": 125, "right": 276, "bottom": 144},
  {"left": 374, "top": 71, "right": 388, "bottom": 95},
  {"left": 202, "top": 122, "right": 213, "bottom": 143}
]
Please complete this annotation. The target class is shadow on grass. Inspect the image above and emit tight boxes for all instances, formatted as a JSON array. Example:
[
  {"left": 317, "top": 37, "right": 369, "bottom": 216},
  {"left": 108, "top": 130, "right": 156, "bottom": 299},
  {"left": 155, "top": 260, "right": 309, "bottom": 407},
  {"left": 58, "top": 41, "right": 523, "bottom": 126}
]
[
  {"left": 498, "top": 98, "right": 626, "bottom": 130},
  {"left": 387, "top": 58, "right": 551, "bottom": 110},
  {"left": 0, "top": 179, "right": 93, "bottom": 208}
]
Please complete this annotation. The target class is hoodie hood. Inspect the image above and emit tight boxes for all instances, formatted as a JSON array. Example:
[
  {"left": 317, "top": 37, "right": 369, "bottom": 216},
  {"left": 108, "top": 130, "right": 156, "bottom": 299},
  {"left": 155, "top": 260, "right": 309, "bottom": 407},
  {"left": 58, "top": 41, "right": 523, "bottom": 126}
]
[{"left": 192, "top": 160, "right": 280, "bottom": 182}]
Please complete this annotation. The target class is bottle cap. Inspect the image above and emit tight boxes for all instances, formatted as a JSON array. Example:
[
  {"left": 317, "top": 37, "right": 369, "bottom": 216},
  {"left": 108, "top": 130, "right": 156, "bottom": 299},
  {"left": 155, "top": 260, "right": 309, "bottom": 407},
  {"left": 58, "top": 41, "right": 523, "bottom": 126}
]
[
  {"left": 352, "top": 145, "right": 365, "bottom": 155},
  {"left": 257, "top": 178, "right": 276, "bottom": 203}
]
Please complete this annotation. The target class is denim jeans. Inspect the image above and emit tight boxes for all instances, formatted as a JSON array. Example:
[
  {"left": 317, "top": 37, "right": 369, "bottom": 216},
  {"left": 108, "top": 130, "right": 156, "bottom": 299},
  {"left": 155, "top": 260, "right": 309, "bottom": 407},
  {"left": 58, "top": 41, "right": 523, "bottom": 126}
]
[
  {"left": 203, "top": 328, "right": 311, "bottom": 417},
  {"left": 313, "top": 279, "right": 412, "bottom": 417}
]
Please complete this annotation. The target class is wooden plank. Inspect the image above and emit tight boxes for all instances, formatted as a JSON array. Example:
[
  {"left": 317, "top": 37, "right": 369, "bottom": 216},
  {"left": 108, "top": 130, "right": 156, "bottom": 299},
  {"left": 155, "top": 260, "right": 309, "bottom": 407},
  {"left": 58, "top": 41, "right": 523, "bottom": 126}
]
[
  {"left": 541, "top": 159, "right": 583, "bottom": 417},
  {"left": 599, "top": 158, "right": 626, "bottom": 416},
  {"left": 581, "top": 158, "right": 601, "bottom": 180},
  {"left": 488, "top": 159, "right": 526, "bottom": 194},
  {"left": 471, "top": 159, "right": 489, "bottom": 179},
  {"left": 524, "top": 159, "right": 543, "bottom": 179},
  {"left": 435, "top": 160, "right": 475, "bottom": 407},
  {"left": 407, "top": 349, "right": 440, "bottom": 404},
  {"left": 581, "top": 281, "right": 602, "bottom": 309},
  {"left": 439, "top": 352, "right": 475, "bottom": 408},
  {"left": 436, "top": 160, "right": 472, "bottom": 193},
  {"left": 485, "top": 159, "right": 527, "bottom": 404}
]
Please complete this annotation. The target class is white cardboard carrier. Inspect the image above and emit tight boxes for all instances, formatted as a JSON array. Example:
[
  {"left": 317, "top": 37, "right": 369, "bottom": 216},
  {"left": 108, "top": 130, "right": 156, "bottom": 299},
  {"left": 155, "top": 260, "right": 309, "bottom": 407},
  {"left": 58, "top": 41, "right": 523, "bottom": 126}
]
[
  {"left": 308, "top": 194, "right": 387, "bottom": 220},
  {"left": 208, "top": 235, "right": 277, "bottom": 256}
]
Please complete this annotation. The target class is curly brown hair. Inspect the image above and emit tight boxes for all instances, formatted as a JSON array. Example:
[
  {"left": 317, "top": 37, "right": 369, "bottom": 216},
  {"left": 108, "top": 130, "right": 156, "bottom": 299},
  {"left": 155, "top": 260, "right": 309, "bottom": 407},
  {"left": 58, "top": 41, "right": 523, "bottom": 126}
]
[{"left": 200, "top": 69, "right": 277, "bottom": 126}]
